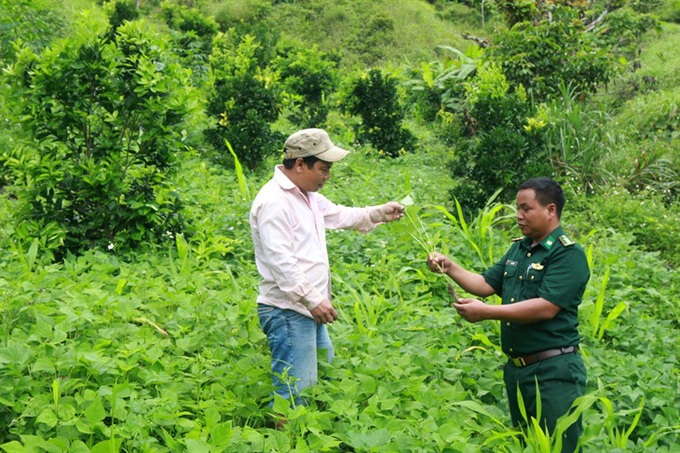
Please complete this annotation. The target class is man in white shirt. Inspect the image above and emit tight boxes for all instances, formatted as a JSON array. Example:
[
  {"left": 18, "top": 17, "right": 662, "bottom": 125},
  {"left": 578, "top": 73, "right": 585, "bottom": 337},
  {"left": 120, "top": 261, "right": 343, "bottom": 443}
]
[{"left": 250, "top": 128, "right": 404, "bottom": 413}]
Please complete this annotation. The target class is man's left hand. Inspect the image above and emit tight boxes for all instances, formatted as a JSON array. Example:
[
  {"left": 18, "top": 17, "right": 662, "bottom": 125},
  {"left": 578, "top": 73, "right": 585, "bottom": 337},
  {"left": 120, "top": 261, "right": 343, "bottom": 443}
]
[
  {"left": 453, "top": 298, "right": 489, "bottom": 323},
  {"left": 380, "top": 202, "right": 405, "bottom": 222}
]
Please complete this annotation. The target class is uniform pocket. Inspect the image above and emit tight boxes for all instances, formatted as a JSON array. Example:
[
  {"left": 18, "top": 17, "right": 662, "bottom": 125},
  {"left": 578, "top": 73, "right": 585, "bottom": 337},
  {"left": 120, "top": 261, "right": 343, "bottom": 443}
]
[{"left": 504, "top": 265, "right": 518, "bottom": 280}]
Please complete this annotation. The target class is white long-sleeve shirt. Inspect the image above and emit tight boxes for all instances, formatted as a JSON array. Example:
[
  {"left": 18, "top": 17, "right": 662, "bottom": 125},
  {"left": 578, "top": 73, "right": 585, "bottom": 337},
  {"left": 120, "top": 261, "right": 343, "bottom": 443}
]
[{"left": 250, "top": 165, "right": 381, "bottom": 318}]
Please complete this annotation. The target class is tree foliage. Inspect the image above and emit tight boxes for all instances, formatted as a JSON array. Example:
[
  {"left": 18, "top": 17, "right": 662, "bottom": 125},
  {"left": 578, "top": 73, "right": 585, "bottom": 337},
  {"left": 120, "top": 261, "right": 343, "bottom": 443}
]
[
  {"left": 204, "top": 33, "right": 283, "bottom": 170},
  {"left": 160, "top": 1, "right": 219, "bottom": 83},
  {"left": 3, "top": 19, "right": 198, "bottom": 258},
  {"left": 273, "top": 40, "right": 340, "bottom": 128},
  {"left": 343, "top": 69, "right": 416, "bottom": 157},
  {"left": 451, "top": 64, "right": 553, "bottom": 212},
  {"left": 489, "top": 5, "right": 615, "bottom": 102}
]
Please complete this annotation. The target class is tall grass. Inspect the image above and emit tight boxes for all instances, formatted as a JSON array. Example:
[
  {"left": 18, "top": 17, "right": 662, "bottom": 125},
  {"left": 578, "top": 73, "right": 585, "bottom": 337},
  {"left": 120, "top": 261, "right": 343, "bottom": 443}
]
[
  {"left": 546, "top": 84, "right": 620, "bottom": 195},
  {"left": 580, "top": 244, "right": 628, "bottom": 341},
  {"left": 433, "top": 189, "right": 514, "bottom": 268}
]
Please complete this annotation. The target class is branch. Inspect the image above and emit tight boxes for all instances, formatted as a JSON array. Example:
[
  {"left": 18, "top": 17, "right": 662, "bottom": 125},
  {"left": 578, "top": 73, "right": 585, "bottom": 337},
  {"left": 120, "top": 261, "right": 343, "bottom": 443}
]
[
  {"left": 461, "top": 33, "right": 490, "bottom": 48},
  {"left": 585, "top": 8, "right": 610, "bottom": 32}
]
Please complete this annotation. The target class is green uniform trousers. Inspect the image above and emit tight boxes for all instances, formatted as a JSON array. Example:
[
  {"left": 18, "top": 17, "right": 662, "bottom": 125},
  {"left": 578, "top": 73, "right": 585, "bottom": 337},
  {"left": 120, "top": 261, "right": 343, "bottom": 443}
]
[{"left": 504, "top": 352, "right": 587, "bottom": 453}]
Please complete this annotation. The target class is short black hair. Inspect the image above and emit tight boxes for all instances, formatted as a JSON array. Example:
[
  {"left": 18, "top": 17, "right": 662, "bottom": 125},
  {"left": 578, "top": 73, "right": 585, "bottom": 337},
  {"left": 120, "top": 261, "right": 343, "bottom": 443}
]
[
  {"left": 282, "top": 155, "right": 321, "bottom": 169},
  {"left": 518, "top": 177, "right": 565, "bottom": 218}
]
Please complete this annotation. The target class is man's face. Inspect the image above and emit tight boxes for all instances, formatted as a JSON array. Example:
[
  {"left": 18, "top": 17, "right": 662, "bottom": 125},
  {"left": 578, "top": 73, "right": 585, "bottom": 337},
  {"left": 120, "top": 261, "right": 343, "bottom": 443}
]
[
  {"left": 299, "top": 159, "right": 333, "bottom": 192},
  {"left": 516, "top": 188, "right": 554, "bottom": 240}
]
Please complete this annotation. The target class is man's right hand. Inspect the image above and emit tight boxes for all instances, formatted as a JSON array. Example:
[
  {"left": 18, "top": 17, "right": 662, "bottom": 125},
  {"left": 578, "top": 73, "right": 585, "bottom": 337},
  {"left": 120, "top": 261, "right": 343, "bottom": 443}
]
[
  {"left": 310, "top": 299, "right": 338, "bottom": 324},
  {"left": 427, "top": 252, "right": 452, "bottom": 275}
]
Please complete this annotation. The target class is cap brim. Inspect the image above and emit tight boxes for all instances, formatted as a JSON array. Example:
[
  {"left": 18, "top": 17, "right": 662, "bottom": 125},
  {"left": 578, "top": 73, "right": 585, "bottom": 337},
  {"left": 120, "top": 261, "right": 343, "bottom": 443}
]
[{"left": 314, "top": 146, "right": 349, "bottom": 162}]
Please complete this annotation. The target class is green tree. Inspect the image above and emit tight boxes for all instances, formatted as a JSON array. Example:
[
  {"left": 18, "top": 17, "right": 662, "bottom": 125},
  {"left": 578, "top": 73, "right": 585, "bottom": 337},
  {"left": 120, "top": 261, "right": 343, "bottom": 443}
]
[
  {"left": 204, "top": 33, "right": 282, "bottom": 170},
  {"left": 343, "top": 69, "right": 416, "bottom": 157},
  {"left": 161, "top": 2, "right": 219, "bottom": 84},
  {"left": 273, "top": 40, "right": 339, "bottom": 128},
  {"left": 488, "top": 5, "right": 614, "bottom": 102},
  {"left": 3, "top": 19, "right": 198, "bottom": 258},
  {"left": 451, "top": 64, "right": 553, "bottom": 213}
]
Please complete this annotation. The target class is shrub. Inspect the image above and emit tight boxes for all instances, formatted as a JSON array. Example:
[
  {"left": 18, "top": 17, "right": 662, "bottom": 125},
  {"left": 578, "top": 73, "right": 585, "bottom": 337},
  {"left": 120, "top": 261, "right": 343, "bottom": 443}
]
[
  {"left": 160, "top": 2, "right": 219, "bottom": 83},
  {"left": 3, "top": 19, "right": 198, "bottom": 258},
  {"left": 204, "top": 33, "right": 283, "bottom": 170},
  {"left": 342, "top": 69, "right": 416, "bottom": 157},
  {"left": 488, "top": 6, "right": 615, "bottom": 102},
  {"left": 591, "top": 7, "right": 660, "bottom": 58},
  {"left": 571, "top": 187, "right": 680, "bottom": 267},
  {"left": 272, "top": 40, "right": 340, "bottom": 128},
  {"left": 450, "top": 64, "right": 553, "bottom": 213},
  {"left": 104, "top": 0, "right": 139, "bottom": 38}
]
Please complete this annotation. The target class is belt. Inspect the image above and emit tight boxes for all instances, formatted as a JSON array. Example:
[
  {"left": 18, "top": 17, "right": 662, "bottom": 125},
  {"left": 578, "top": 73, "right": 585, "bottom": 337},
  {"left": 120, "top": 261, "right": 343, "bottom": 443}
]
[{"left": 509, "top": 346, "right": 578, "bottom": 367}]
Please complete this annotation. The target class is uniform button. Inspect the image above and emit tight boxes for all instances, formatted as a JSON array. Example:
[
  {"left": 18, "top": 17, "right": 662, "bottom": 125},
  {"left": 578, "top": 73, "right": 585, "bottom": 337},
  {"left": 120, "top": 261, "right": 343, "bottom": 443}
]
[
  {"left": 506, "top": 322, "right": 511, "bottom": 326},
  {"left": 509, "top": 347, "right": 514, "bottom": 352},
  {"left": 530, "top": 275, "right": 535, "bottom": 280},
  {"left": 527, "top": 252, "right": 532, "bottom": 257},
  {"left": 519, "top": 276, "right": 523, "bottom": 281},
  {"left": 504, "top": 271, "right": 507, "bottom": 276},
  {"left": 510, "top": 298, "right": 515, "bottom": 303}
]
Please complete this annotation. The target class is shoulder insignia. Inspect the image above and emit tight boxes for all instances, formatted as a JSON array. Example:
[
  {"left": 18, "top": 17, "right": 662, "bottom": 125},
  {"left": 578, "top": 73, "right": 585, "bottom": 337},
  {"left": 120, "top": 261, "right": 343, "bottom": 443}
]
[
  {"left": 511, "top": 237, "right": 523, "bottom": 242},
  {"left": 559, "top": 235, "right": 575, "bottom": 246}
]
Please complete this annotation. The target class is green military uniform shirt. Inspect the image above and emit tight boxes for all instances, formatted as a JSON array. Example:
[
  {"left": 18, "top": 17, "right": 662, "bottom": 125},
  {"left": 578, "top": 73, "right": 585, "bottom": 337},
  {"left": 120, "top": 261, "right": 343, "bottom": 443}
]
[{"left": 482, "top": 226, "right": 590, "bottom": 356}]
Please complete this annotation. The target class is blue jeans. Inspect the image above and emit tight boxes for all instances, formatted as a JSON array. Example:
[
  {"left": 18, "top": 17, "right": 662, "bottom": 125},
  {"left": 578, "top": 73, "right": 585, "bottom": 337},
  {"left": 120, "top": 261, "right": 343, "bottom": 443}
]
[{"left": 257, "top": 305, "right": 334, "bottom": 405}]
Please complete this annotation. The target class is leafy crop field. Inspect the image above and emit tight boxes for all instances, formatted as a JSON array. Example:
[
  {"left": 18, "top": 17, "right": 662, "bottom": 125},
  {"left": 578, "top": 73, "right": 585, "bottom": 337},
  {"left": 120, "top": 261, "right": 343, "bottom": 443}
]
[
  {"left": 0, "top": 152, "right": 678, "bottom": 452},
  {"left": 1, "top": 0, "right": 679, "bottom": 451}
]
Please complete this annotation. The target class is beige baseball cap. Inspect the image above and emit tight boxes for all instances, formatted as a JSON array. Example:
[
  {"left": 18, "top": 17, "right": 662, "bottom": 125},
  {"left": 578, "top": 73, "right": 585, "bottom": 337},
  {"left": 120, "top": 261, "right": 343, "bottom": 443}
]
[{"left": 283, "top": 128, "right": 349, "bottom": 162}]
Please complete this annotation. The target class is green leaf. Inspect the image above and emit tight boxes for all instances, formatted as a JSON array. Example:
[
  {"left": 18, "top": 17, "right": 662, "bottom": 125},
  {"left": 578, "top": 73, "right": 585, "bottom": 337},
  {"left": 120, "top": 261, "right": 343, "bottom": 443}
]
[
  {"left": 0, "top": 441, "right": 27, "bottom": 453},
  {"left": 36, "top": 408, "right": 59, "bottom": 428},
  {"left": 84, "top": 398, "right": 107, "bottom": 424},
  {"left": 399, "top": 194, "right": 415, "bottom": 207},
  {"left": 89, "top": 439, "right": 123, "bottom": 453}
]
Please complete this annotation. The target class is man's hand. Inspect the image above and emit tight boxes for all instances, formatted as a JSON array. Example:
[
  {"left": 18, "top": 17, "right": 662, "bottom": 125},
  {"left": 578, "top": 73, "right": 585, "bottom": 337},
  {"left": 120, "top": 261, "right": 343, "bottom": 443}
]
[
  {"left": 453, "top": 298, "right": 489, "bottom": 323},
  {"left": 370, "top": 202, "right": 404, "bottom": 223},
  {"left": 382, "top": 201, "right": 405, "bottom": 222},
  {"left": 427, "top": 252, "right": 452, "bottom": 275},
  {"left": 310, "top": 299, "right": 338, "bottom": 324}
]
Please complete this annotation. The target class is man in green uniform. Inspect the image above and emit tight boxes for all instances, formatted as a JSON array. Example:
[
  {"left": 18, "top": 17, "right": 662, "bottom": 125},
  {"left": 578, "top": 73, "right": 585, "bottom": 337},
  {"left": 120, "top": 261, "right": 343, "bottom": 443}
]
[{"left": 427, "top": 177, "right": 589, "bottom": 452}]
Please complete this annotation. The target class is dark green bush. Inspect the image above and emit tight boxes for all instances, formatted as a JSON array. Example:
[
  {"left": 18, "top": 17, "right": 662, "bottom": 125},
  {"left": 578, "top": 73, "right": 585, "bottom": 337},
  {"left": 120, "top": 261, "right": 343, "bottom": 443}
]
[
  {"left": 105, "top": 0, "right": 139, "bottom": 37},
  {"left": 205, "top": 33, "right": 282, "bottom": 170},
  {"left": 591, "top": 7, "right": 660, "bottom": 58},
  {"left": 450, "top": 64, "right": 553, "bottom": 214},
  {"left": 3, "top": 19, "right": 197, "bottom": 258},
  {"left": 161, "top": 3, "right": 219, "bottom": 84},
  {"left": 273, "top": 40, "right": 339, "bottom": 128},
  {"left": 488, "top": 6, "right": 615, "bottom": 102},
  {"left": 343, "top": 69, "right": 416, "bottom": 157}
]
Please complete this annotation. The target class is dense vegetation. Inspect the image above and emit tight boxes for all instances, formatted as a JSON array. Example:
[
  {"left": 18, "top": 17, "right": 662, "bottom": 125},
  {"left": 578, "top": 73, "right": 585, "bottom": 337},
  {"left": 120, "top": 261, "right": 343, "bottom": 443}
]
[{"left": 0, "top": 0, "right": 678, "bottom": 451}]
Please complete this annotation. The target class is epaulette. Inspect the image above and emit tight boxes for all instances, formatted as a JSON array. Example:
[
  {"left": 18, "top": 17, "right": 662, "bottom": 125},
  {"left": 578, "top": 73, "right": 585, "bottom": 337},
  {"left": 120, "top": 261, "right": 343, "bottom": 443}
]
[
  {"left": 559, "top": 234, "right": 575, "bottom": 246},
  {"left": 511, "top": 237, "right": 523, "bottom": 242}
]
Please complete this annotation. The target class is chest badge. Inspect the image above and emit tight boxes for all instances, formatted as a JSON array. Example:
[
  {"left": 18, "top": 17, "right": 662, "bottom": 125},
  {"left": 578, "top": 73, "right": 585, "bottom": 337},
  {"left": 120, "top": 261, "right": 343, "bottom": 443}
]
[{"left": 531, "top": 262, "right": 544, "bottom": 271}]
